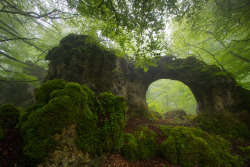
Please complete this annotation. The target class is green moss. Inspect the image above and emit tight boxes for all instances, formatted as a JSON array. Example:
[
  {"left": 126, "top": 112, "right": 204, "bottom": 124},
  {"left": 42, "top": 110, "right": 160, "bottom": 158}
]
[
  {"left": 34, "top": 79, "right": 67, "bottom": 107},
  {"left": 95, "top": 92, "right": 127, "bottom": 152},
  {"left": 121, "top": 133, "right": 138, "bottom": 161},
  {"left": 160, "top": 135, "right": 177, "bottom": 164},
  {"left": 241, "top": 146, "right": 250, "bottom": 154},
  {"left": 193, "top": 111, "right": 250, "bottom": 139},
  {"left": 121, "top": 128, "right": 157, "bottom": 161},
  {"left": 136, "top": 128, "right": 157, "bottom": 159},
  {"left": 0, "top": 103, "right": 20, "bottom": 129},
  {"left": 0, "top": 126, "right": 4, "bottom": 140},
  {"left": 19, "top": 80, "right": 127, "bottom": 164},
  {"left": 160, "top": 126, "right": 240, "bottom": 167}
]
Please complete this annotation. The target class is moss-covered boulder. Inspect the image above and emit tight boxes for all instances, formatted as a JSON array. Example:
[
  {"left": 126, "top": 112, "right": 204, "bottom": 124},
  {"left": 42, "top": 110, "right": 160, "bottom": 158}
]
[
  {"left": 160, "top": 126, "right": 240, "bottom": 167},
  {"left": 19, "top": 79, "right": 127, "bottom": 165},
  {"left": 193, "top": 111, "right": 250, "bottom": 139},
  {"left": 121, "top": 127, "right": 157, "bottom": 161},
  {"left": 0, "top": 103, "right": 19, "bottom": 129},
  {"left": 163, "top": 109, "right": 187, "bottom": 120}
]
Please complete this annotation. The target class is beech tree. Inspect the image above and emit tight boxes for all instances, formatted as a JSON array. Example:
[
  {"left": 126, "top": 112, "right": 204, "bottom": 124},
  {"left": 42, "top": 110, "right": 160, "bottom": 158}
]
[
  {"left": 168, "top": 0, "right": 249, "bottom": 88},
  {"left": 0, "top": 0, "right": 77, "bottom": 82}
]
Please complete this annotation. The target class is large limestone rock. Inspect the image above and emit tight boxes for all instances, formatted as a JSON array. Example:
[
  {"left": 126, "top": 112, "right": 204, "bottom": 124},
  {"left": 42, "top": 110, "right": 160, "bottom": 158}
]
[{"left": 45, "top": 34, "right": 250, "bottom": 114}]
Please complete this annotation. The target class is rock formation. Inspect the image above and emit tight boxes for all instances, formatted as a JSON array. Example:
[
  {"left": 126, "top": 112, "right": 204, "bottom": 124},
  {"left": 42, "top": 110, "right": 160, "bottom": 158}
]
[
  {"left": 0, "top": 61, "right": 47, "bottom": 107},
  {"left": 45, "top": 34, "right": 250, "bottom": 114}
]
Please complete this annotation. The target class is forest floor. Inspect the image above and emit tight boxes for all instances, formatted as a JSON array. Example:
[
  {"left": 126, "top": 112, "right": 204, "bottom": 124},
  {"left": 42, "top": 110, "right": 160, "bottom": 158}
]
[
  {"left": 0, "top": 114, "right": 249, "bottom": 167},
  {"left": 103, "top": 115, "right": 192, "bottom": 167},
  {"left": 0, "top": 129, "right": 25, "bottom": 167},
  {"left": 104, "top": 114, "right": 250, "bottom": 167}
]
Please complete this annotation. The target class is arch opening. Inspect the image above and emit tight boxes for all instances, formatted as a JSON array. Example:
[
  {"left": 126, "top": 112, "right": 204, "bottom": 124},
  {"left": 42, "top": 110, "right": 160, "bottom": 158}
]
[{"left": 146, "top": 79, "right": 197, "bottom": 116}]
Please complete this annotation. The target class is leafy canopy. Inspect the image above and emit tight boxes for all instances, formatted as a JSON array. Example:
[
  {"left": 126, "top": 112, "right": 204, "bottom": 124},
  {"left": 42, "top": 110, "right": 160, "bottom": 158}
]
[{"left": 0, "top": 0, "right": 249, "bottom": 88}]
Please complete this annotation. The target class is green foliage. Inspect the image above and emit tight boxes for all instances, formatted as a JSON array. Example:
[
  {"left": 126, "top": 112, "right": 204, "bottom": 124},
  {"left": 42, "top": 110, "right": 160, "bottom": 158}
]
[
  {"left": 146, "top": 79, "right": 197, "bottom": 115},
  {"left": 19, "top": 79, "right": 127, "bottom": 164},
  {"left": 160, "top": 126, "right": 240, "bottom": 167},
  {"left": 0, "top": 0, "right": 249, "bottom": 88},
  {"left": 241, "top": 146, "right": 250, "bottom": 154},
  {"left": 169, "top": 0, "right": 250, "bottom": 88},
  {"left": 193, "top": 111, "right": 250, "bottom": 139},
  {"left": 121, "top": 128, "right": 157, "bottom": 161},
  {"left": 0, "top": 103, "right": 20, "bottom": 129}
]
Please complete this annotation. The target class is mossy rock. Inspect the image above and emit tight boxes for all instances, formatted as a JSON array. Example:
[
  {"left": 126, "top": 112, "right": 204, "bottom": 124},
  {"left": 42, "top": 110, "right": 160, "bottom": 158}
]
[
  {"left": 0, "top": 103, "right": 20, "bottom": 129},
  {"left": 160, "top": 126, "right": 240, "bottom": 167},
  {"left": 193, "top": 111, "right": 250, "bottom": 139},
  {"left": 19, "top": 79, "right": 127, "bottom": 165},
  {"left": 163, "top": 109, "right": 187, "bottom": 120},
  {"left": 121, "top": 133, "right": 138, "bottom": 161},
  {"left": 34, "top": 79, "right": 67, "bottom": 107},
  {"left": 121, "top": 128, "right": 157, "bottom": 161},
  {"left": 94, "top": 92, "right": 127, "bottom": 152}
]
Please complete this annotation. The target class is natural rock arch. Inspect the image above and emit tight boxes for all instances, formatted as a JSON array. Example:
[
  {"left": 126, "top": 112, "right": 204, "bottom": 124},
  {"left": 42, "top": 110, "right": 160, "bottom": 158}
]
[{"left": 45, "top": 34, "right": 250, "bottom": 114}]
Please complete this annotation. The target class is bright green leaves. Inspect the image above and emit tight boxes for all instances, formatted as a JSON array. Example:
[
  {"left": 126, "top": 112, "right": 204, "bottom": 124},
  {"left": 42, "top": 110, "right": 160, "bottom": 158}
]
[
  {"left": 169, "top": 0, "right": 250, "bottom": 88},
  {"left": 146, "top": 79, "right": 197, "bottom": 115},
  {"left": 66, "top": 0, "right": 173, "bottom": 68}
]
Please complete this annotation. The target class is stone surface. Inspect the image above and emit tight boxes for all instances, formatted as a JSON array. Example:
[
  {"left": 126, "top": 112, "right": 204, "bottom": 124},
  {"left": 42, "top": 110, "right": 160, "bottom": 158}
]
[
  {"left": 38, "top": 124, "right": 91, "bottom": 167},
  {"left": 45, "top": 34, "right": 250, "bottom": 114}
]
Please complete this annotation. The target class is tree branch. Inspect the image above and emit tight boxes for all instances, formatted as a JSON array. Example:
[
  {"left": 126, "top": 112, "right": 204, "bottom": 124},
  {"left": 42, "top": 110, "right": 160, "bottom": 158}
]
[
  {"left": 0, "top": 37, "right": 35, "bottom": 42},
  {"left": 0, "top": 23, "right": 45, "bottom": 53},
  {"left": 0, "top": 51, "right": 29, "bottom": 65},
  {"left": 206, "top": 31, "right": 250, "bottom": 62},
  {"left": 184, "top": 40, "right": 226, "bottom": 70}
]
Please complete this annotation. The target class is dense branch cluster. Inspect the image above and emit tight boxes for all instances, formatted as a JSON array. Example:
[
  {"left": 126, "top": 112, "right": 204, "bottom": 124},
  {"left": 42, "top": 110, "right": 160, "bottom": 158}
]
[{"left": 0, "top": 0, "right": 78, "bottom": 82}]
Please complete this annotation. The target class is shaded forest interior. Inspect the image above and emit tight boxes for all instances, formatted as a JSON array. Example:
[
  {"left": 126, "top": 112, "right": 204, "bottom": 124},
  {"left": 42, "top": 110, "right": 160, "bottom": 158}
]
[{"left": 0, "top": 0, "right": 250, "bottom": 167}]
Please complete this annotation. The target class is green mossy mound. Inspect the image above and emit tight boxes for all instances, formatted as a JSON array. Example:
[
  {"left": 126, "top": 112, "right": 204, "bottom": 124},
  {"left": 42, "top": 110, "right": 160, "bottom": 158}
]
[
  {"left": 121, "top": 127, "right": 157, "bottom": 161},
  {"left": 160, "top": 126, "right": 240, "bottom": 167},
  {"left": 19, "top": 79, "right": 127, "bottom": 164},
  {"left": 0, "top": 103, "right": 20, "bottom": 129},
  {"left": 193, "top": 111, "right": 250, "bottom": 139},
  {"left": 34, "top": 79, "right": 67, "bottom": 107}
]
